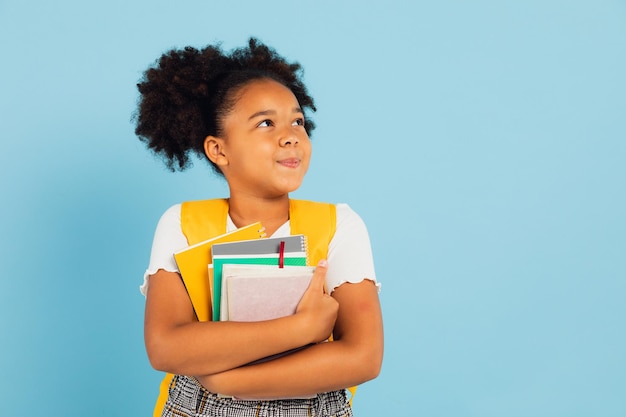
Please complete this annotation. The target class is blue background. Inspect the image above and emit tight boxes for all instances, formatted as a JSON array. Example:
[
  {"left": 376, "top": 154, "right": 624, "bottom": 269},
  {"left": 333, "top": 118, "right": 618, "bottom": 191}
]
[{"left": 1, "top": 1, "right": 625, "bottom": 416}]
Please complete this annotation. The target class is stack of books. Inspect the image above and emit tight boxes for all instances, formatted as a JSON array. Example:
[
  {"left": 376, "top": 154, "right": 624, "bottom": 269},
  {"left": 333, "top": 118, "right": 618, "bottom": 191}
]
[{"left": 173, "top": 224, "right": 314, "bottom": 323}]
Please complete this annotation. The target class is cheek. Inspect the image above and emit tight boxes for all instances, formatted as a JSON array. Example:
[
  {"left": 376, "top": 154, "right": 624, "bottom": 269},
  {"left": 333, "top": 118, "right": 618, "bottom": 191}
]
[
  {"left": 302, "top": 141, "right": 312, "bottom": 160},
  {"left": 241, "top": 143, "right": 276, "bottom": 169},
  {"left": 301, "top": 146, "right": 312, "bottom": 171}
]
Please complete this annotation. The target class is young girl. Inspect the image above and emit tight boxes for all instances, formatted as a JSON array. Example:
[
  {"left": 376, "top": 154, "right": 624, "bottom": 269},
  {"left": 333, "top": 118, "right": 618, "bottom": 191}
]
[{"left": 135, "top": 38, "right": 383, "bottom": 417}]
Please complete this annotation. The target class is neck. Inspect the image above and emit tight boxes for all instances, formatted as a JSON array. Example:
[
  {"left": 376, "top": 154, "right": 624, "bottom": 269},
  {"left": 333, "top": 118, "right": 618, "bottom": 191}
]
[{"left": 228, "top": 194, "right": 290, "bottom": 236}]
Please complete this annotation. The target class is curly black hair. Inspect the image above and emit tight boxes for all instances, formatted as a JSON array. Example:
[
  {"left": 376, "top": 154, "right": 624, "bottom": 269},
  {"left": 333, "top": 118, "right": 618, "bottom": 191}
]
[{"left": 133, "top": 38, "right": 316, "bottom": 172}]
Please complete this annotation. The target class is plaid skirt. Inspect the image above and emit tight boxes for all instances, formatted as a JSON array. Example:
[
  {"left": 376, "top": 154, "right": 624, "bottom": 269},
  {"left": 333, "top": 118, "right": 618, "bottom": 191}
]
[{"left": 162, "top": 375, "right": 353, "bottom": 417}]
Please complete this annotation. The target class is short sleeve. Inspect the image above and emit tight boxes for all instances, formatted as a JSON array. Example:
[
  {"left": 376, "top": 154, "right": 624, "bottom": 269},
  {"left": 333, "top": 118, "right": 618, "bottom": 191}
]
[
  {"left": 325, "top": 204, "right": 379, "bottom": 293},
  {"left": 139, "top": 204, "right": 188, "bottom": 296}
]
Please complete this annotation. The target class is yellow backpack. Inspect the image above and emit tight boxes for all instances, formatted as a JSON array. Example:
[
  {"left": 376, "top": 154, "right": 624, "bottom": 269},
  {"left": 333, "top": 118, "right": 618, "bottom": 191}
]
[{"left": 152, "top": 198, "right": 355, "bottom": 416}]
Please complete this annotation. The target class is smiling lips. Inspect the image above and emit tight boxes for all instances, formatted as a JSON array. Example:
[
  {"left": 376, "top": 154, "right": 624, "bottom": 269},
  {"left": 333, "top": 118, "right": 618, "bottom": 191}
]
[{"left": 277, "top": 158, "right": 301, "bottom": 168}]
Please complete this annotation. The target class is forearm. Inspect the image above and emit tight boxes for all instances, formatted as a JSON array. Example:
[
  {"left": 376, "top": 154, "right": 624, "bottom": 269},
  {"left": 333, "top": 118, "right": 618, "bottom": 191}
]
[
  {"left": 197, "top": 337, "right": 381, "bottom": 399},
  {"left": 146, "top": 314, "right": 313, "bottom": 376}
]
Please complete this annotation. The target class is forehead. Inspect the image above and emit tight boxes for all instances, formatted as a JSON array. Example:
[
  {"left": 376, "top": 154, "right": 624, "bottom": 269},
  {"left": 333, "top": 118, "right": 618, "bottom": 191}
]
[{"left": 231, "top": 79, "right": 300, "bottom": 111}]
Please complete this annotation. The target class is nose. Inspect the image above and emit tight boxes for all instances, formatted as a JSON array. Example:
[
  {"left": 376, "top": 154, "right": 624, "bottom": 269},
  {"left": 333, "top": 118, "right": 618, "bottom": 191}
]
[{"left": 279, "top": 130, "right": 299, "bottom": 147}]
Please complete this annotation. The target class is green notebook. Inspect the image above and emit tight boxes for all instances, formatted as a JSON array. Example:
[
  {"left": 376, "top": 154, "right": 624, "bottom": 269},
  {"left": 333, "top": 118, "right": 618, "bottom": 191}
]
[{"left": 210, "top": 235, "right": 308, "bottom": 321}]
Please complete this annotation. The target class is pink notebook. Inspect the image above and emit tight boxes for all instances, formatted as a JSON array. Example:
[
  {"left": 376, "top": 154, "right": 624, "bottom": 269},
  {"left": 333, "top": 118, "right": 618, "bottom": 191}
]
[{"left": 221, "top": 265, "right": 315, "bottom": 322}]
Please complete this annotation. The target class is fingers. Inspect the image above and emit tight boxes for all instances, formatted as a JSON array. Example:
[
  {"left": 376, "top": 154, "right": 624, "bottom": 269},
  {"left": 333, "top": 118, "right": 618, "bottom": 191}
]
[{"left": 310, "top": 259, "right": 328, "bottom": 294}]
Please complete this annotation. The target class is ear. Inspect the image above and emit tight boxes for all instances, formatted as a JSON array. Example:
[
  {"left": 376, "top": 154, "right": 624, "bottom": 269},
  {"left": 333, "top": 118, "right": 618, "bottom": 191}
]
[{"left": 204, "top": 135, "right": 228, "bottom": 167}]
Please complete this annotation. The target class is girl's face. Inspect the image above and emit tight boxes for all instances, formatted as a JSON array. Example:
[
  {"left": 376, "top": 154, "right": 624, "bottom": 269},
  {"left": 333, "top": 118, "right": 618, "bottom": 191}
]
[{"left": 207, "top": 78, "right": 312, "bottom": 199}]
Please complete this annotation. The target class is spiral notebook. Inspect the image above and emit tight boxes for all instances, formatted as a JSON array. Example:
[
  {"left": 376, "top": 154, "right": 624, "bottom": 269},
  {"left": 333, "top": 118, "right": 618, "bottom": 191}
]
[{"left": 211, "top": 234, "right": 308, "bottom": 321}]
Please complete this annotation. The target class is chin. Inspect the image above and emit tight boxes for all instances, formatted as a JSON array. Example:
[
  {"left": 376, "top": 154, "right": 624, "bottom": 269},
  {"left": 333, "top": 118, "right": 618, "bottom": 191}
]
[{"left": 278, "top": 183, "right": 303, "bottom": 196}]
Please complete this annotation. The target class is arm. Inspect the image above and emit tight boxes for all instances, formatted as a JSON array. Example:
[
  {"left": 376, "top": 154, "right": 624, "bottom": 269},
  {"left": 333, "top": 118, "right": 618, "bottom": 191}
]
[
  {"left": 196, "top": 275, "right": 384, "bottom": 399},
  {"left": 144, "top": 263, "right": 338, "bottom": 376}
]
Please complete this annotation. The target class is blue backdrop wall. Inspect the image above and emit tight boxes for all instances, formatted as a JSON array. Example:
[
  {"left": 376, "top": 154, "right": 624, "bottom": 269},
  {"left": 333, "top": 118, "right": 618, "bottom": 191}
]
[{"left": 1, "top": 1, "right": 625, "bottom": 416}]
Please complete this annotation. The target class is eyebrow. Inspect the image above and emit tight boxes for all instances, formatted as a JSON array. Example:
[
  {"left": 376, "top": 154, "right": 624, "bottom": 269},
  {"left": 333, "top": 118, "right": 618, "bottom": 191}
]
[{"left": 248, "top": 107, "right": 304, "bottom": 121}]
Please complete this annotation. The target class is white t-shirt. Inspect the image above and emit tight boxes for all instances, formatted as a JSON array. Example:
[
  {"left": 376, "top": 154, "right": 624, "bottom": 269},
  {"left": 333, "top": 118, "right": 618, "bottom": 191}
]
[{"left": 141, "top": 203, "right": 378, "bottom": 295}]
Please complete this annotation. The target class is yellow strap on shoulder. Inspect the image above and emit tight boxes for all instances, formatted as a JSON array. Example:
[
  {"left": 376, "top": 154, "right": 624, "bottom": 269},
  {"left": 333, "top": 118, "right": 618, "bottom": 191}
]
[
  {"left": 181, "top": 198, "right": 229, "bottom": 243},
  {"left": 288, "top": 199, "right": 335, "bottom": 266},
  {"left": 153, "top": 199, "right": 355, "bottom": 416}
]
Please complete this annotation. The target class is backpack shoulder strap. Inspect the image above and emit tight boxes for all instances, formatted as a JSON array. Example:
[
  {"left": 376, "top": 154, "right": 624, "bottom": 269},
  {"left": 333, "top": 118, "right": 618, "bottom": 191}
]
[
  {"left": 289, "top": 199, "right": 336, "bottom": 265},
  {"left": 181, "top": 198, "right": 229, "bottom": 245}
]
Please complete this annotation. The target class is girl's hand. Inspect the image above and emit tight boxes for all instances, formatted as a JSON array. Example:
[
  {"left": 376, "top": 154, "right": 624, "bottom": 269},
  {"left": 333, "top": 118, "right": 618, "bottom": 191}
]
[{"left": 295, "top": 260, "right": 338, "bottom": 343}]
